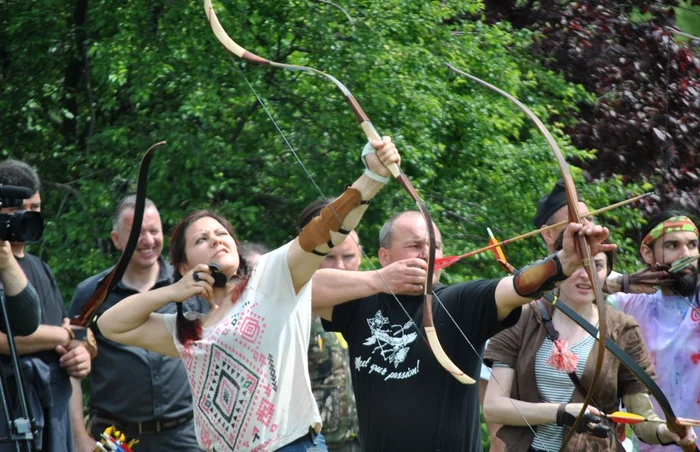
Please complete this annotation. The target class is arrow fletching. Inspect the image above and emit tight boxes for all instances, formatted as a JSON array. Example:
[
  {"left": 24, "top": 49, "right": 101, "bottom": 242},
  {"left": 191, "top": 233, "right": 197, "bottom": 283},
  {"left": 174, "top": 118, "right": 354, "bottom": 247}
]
[
  {"left": 605, "top": 411, "right": 646, "bottom": 425},
  {"left": 487, "top": 227, "right": 506, "bottom": 262}
]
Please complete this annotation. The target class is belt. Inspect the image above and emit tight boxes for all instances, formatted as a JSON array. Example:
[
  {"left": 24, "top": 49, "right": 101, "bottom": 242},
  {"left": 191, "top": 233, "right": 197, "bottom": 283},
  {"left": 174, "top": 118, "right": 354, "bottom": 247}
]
[{"left": 92, "top": 413, "right": 193, "bottom": 435}]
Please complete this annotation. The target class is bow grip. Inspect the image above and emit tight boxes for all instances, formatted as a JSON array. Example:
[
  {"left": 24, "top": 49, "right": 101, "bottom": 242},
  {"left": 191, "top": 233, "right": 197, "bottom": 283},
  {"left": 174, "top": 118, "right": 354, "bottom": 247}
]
[{"left": 360, "top": 121, "right": 400, "bottom": 178}]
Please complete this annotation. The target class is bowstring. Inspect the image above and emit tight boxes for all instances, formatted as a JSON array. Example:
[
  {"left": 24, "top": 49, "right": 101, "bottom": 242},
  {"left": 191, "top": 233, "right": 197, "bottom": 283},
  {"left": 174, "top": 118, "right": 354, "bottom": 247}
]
[
  {"left": 231, "top": 58, "right": 432, "bottom": 346},
  {"left": 671, "top": 287, "right": 700, "bottom": 319},
  {"left": 433, "top": 61, "right": 565, "bottom": 449},
  {"left": 430, "top": 288, "right": 552, "bottom": 451},
  {"left": 425, "top": 64, "right": 550, "bottom": 449},
  {"left": 432, "top": 282, "right": 629, "bottom": 451}
]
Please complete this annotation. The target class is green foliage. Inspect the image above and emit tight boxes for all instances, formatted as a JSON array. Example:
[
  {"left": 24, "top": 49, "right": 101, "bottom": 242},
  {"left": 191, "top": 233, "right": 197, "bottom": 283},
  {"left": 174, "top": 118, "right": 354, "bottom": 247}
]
[
  {"left": 676, "top": 1, "right": 700, "bottom": 38},
  {"left": 481, "top": 407, "right": 491, "bottom": 450},
  {"left": 1, "top": 0, "right": 647, "bottom": 303}
]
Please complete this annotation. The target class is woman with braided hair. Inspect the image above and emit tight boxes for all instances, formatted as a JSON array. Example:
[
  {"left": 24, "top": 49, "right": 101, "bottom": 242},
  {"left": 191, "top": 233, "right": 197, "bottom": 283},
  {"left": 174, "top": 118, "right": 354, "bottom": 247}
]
[
  {"left": 483, "top": 239, "right": 696, "bottom": 451},
  {"left": 97, "top": 138, "right": 400, "bottom": 451}
]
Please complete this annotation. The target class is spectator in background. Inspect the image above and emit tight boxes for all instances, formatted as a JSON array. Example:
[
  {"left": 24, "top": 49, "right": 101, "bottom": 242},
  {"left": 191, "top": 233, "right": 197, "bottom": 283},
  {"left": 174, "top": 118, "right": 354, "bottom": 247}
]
[
  {"left": 68, "top": 196, "right": 207, "bottom": 451},
  {"left": 608, "top": 208, "right": 700, "bottom": 451}
]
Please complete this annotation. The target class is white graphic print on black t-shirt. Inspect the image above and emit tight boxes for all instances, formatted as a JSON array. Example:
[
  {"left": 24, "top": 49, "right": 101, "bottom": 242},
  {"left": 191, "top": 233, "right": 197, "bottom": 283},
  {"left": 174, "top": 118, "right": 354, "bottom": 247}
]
[{"left": 358, "top": 310, "right": 418, "bottom": 379}]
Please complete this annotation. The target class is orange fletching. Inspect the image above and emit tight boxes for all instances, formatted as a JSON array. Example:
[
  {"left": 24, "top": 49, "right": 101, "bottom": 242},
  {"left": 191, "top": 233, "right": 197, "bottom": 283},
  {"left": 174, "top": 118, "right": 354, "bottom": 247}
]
[{"left": 487, "top": 228, "right": 507, "bottom": 263}]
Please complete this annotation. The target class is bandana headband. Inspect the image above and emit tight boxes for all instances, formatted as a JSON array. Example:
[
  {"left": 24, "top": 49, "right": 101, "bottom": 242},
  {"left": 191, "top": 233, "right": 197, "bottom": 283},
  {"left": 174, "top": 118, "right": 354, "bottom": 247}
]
[{"left": 641, "top": 216, "right": 699, "bottom": 246}]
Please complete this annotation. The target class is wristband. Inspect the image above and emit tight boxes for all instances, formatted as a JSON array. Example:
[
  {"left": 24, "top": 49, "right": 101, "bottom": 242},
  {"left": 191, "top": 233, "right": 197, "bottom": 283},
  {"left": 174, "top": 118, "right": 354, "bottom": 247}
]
[{"left": 361, "top": 142, "right": 390, "bottom": 184}]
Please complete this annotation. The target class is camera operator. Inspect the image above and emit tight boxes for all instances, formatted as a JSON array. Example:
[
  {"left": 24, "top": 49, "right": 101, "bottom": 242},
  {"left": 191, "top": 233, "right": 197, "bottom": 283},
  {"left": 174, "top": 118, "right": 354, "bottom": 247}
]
[{"left": 0, "top": 160, "right": 94, "bottom": 452}]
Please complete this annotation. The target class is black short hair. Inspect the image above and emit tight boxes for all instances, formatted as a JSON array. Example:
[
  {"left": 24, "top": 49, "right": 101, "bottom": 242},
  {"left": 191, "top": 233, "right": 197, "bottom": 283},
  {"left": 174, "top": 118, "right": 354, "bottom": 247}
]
[
  {"left": 0, "top": 160, "right": 41, "bottom": 194},
  {"left": 533, "top": 179, "right": 582, "bottom": 228}
]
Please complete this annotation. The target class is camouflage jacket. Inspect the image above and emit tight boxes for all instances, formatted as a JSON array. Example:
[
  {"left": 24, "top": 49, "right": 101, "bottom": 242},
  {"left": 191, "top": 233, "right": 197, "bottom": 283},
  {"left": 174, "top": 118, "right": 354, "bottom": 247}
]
[{"left": 308, "top": 317, "right": 359, "bottom": 446}]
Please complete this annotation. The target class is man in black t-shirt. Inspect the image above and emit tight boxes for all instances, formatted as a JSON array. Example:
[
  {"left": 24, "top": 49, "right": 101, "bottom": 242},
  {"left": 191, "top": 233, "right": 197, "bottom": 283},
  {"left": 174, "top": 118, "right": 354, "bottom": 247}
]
[
  {"left": 0, "top": 160, "right": 94, "bottom": 452},
  {"left": 312, "top": 210, "right": 613, "bottom": 451}
]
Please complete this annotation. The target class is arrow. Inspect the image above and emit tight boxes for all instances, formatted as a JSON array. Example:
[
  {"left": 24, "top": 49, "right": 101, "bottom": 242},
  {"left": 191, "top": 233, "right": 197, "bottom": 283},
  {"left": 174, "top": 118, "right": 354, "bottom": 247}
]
[
  {"left": 435, "top": 192, "right": 651, "bottom": 270},
  {"left": 606, "top": 411, "right": 700, "bottom": 428}
]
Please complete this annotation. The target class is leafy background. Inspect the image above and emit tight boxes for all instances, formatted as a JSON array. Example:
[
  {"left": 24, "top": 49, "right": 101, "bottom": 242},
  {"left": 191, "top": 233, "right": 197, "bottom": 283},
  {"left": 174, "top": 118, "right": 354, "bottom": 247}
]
[{"left": 1, "top": 1, "right": 698, "bottom": 447}]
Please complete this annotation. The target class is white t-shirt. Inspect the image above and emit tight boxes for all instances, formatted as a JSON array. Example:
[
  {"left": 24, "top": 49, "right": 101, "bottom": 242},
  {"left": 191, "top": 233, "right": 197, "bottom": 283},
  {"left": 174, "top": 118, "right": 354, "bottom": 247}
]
[{"left": 163, "top": 242, "right": 321, "bottom": 451}]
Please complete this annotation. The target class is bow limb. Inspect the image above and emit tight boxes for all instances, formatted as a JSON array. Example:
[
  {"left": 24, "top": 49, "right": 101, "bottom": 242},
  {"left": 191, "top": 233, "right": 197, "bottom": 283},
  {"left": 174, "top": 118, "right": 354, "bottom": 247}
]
[
  {"left": 204, "top": 0, "right": 390, "bottom": 169},
  {"left": 204, "top": 1, "right": 473, "bottom": 384},
  {"left": 71, "top": 141, "right": 165, "bottom": 327},
  {"left": 445, "top": 62, "right": 607, "bottom": 448}
]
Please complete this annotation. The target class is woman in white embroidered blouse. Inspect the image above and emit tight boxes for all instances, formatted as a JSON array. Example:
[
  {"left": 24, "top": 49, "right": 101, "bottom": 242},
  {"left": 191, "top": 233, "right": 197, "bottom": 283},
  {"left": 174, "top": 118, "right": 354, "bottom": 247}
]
[{"left": 97, "top": 138, "right": 400, "bottom": 451}]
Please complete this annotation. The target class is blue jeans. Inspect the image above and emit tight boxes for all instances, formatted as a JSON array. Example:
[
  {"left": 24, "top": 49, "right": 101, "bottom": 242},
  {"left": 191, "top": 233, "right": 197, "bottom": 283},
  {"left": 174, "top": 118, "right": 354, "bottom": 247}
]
[{"left": 277, "top": 432, "right": 327, "bottom": 451}]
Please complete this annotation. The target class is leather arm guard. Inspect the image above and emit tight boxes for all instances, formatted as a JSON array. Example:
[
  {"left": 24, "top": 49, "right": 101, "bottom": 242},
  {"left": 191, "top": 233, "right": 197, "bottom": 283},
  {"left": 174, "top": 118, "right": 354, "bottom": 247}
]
[
  {"left": 604, "top": 265, "right": 674, "bottom": 294},
  {"left": 623, "top": 393, "right": 668, "bottom": 445},
  {"left": 298, "top": 187, "right": 365, "bottom": 255},
  {"left": 513, "top": 253, "right": 568, "bottom": 299}
]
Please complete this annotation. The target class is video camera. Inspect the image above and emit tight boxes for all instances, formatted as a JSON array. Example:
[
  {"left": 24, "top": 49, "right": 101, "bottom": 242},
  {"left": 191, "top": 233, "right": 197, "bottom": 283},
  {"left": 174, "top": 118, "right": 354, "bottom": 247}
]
[{"left": 0, "top": 185, "right": 43, "bottom": 242}]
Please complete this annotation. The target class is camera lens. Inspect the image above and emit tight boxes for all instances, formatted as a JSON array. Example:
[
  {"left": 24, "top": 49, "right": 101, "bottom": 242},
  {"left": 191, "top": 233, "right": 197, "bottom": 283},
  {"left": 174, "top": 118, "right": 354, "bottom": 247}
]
[{"left": 0, "top": 211, "right": 44, "bottom": 242}]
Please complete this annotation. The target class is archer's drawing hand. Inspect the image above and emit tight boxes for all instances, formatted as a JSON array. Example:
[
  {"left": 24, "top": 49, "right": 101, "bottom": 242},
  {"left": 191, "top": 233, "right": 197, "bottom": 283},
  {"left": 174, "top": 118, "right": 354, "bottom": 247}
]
[
  {"left": 377, "top": 258, "right": 427, "bottom": 296},
  {"left": 605, "top": 264, "right": 673, "bottom": 294}
]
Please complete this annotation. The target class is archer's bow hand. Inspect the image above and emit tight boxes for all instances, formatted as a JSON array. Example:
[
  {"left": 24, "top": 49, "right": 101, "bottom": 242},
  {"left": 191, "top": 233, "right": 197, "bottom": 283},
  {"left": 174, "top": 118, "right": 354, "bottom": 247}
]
[
  {"left": 656, "top": 422, "right": 698, "bottom": 447},
  {"left": 558, "top": 222, "right": 615, "bottom": 276},
  {"left": 604, "top": 264, "right": 673, "bottom": 294},
  {"left": 362, "top": 136, "right": 400, "bottom": 183}
]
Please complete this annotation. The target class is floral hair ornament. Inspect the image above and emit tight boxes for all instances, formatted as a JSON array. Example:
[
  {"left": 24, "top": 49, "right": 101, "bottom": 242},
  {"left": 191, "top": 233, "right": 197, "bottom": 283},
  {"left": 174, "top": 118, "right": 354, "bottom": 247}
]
[{"left": 641, "top": 216, "right": 699, "bottom": 247}]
